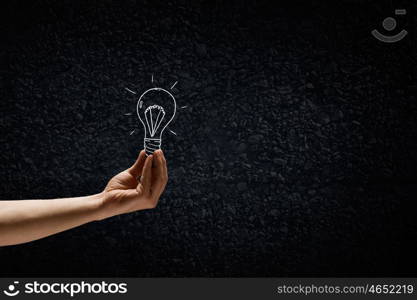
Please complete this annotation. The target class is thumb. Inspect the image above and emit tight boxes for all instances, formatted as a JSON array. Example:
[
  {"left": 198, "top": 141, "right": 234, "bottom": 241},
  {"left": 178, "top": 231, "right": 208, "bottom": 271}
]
[
  {"left": 137, "top": 154, "right": 153, "bottom": 195},
  {"left": 128, "top": 150, "right": 147, "bottom": 178}
]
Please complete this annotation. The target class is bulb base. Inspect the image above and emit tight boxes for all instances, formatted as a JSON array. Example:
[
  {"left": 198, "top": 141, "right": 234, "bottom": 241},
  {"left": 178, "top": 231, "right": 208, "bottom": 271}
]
[{"left": 144, "top": 138, "right": 161, "bottom": 156}]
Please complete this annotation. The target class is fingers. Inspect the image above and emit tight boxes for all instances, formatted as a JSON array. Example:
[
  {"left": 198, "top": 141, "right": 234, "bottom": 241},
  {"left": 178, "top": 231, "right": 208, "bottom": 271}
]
[
  {"left": 151, "top": 150, "right": 168, "bottom": 199},
  {"left": 161, "top": 151, "right": 168, "bottom": 182},
  {"left": 137, "top": 154, "right": 153, "bottom": 195},
  {"left": 128, "top": 150, "right": 146, "bottom": 177}
]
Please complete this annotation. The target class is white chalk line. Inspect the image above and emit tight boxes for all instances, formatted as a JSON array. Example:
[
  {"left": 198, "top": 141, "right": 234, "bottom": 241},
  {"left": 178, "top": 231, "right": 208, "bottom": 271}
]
[
  {"left": 137, "top": 87, "right": 177, "bottom": 151},
  {"left": 125, "top": 87, "right": 137, "bottom": 94}
]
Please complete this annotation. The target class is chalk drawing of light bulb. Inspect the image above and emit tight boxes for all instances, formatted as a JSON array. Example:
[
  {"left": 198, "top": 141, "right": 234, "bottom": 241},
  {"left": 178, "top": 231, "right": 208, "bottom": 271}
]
[{"left": 136, "top": 87, "right": 176, "bottom": 155}]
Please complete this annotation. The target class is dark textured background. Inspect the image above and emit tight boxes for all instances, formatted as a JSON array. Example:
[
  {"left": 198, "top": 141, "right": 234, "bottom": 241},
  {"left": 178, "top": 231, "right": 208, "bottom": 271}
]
[{"left": 1, "top": 0, "right": 417, "bottom": 277}]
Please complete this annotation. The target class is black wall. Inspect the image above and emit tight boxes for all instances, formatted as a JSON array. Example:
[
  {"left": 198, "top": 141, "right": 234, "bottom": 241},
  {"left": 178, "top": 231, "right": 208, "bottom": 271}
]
[{"left": 1, "top": 0, "right": 416, "bottom": 276}]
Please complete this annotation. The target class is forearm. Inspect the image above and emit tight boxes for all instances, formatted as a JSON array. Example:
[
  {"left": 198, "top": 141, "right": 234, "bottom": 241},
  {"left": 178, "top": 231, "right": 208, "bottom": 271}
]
[{"left": 0, "top": 193, "right": 104, "bottom": 247}]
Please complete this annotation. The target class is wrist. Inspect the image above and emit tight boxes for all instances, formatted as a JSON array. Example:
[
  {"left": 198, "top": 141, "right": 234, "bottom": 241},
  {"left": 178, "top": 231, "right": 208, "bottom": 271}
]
[{"left": 87, "top": 192, "right": 107, "bottom": 221}]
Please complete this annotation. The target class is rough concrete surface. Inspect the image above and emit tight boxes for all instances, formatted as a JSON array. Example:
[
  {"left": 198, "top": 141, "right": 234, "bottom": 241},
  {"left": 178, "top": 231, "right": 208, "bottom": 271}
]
[{"left": 0, "top": 0, "right": 417, "bottom": 276}]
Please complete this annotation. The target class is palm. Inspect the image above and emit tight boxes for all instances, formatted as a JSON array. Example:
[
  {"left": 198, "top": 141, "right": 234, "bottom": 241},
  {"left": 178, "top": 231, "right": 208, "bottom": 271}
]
[
  {"left": 106, "top": 171, "right": 138, "bottom": 192},
  {"left": 104, "top": 170, "right": 145, "bottom": 212}
]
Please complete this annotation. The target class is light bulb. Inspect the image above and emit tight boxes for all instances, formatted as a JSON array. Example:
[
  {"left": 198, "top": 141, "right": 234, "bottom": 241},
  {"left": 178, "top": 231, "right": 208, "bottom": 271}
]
[{"left": 137, "top": 87, "right": 176, "bottom": 155}]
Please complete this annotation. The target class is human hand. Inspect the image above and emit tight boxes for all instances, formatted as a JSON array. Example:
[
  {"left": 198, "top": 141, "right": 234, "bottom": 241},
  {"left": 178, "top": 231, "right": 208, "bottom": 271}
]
[
  {"left": 0, "top": 149, "right": 167, "bottom": 246},
  {"left": 97, "top": 149, "right": 168, "bottom": 220}
]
